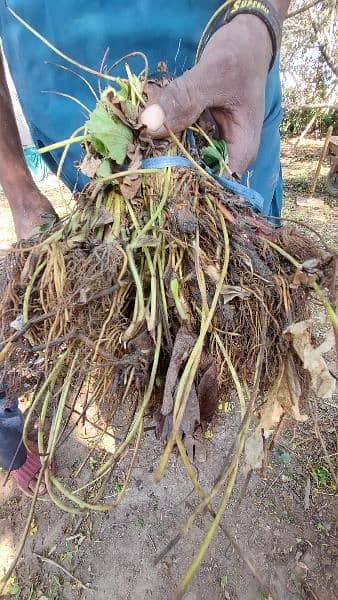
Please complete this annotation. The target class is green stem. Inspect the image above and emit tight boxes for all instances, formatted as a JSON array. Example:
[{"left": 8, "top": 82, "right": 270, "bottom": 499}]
[
  {"left": 8, "top": 7, "right": 124, "bottom": 84},
  {"left": 213, "top": 332, "right": 246, "bottom": 419},
  {"left": 170, "top": 278, "right": 188, "bottom": 321},
  {"left": 38, "top": 135, "right": 89, "bottom": 155},
  {"left": 23, "top": 260, "right": 46, "bottom": 323},
  {"left": 135, "top": 166, "right": 171, "bottom": 239},
  {"left": 23, "top": 352, "right": 68, "bottom": 449}
]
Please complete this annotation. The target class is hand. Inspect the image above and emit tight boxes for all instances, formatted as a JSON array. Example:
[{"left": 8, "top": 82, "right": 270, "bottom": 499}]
[
  {"left": 9, "top": 184, "right": 58, "bottom": 241},
  {"left": 141, "top": 15, "right": 272, "bottom": 176}
]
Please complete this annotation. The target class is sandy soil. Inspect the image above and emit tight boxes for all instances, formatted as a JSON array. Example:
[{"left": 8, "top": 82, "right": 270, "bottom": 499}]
[{"left": 0, "top": 138, "right": 337, "bottom": 600}]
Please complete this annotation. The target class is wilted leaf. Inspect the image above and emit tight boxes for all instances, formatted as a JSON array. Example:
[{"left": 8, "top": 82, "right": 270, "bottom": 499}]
[
  {"left": 93, "top": 207, "right": 114, "bottom": 228},
  {"left": 87, "top": 102, "right": 133, "bottom": 165},
  {"left": 162, "top": 327, "right": 197, "bottom": 416},
  {"left": 120, "top": 175, "right": 142, "bottom": 201},
  {"left": 285, "top": 321, "right": 335, "bottom": 399},
  {"left": 221, "top": 284, "right": 250, "bottom": 300},
  {"left": 198, "top": 361, "right": 219, "bottom": 420},
  {"left": 130, "top": 235, "right": 160, "bottom": 250},
  {"left": 291, "top": 270, "right": 318, "bottom": 288},
  {"left": 181, "top": 383, "right": 200, "bottom": 436},
  {"left": 301, "top": 258, "right": 321, "bottom": 273},
  {"left": 120, "top": 144, "right": 143, "bottom": 200},
  {"left": 20, "top": 251, "right": 39, "bottom": 285},
  {"left": 10, "top": 314, "right": 25, "bottom": 331},
  {"left": 80, "top": 153, "right": 102, "bottom": 178},
  {"left": 245, "top": 358, "right": 307, "bottom": 471}
]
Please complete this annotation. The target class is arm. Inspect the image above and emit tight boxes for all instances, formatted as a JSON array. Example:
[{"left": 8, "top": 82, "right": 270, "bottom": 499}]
[
  {"left": 272, "top": 0, "right": 290, "bottom": 18},
  {"left": 0, "top": 52, "right": 56, "bottom": 240},
  {"left": 142, "top": 0, "right": 290, "bottom": 175}
]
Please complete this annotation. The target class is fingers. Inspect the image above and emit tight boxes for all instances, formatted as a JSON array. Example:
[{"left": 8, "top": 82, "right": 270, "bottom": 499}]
[
  {"left": 141, "top": 67, "right": 206, "bottom": 137},
  {"left": 212, "top": 103, "right": 265, "bottom": 176}
]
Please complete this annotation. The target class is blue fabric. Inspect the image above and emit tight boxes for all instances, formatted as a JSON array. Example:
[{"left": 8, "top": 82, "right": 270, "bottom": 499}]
[
  {"left": 142, "top": 155, "right": 264, "bottom": 212},
  {"left": 0, "top": 0, "right": 283, "bottom": 214},
  {"left": 0, "top": 396, "right": 26, "bottom": 470},
  {"left": 24, "top": 146, "right": 49, "bottom": 182}
]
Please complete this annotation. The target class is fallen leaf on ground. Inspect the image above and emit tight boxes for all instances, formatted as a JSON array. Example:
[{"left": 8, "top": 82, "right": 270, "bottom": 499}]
[
  {"left": 285, "top": 321, "right": 335, "bottom": 399},
  {"left": 245, "top": 358, "right": 307, "bottom": 471}
]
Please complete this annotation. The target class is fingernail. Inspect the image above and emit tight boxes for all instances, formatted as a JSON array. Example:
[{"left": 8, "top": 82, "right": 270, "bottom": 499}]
[{"left": 140, "top": 104, "right": 165, "bottom": 132}]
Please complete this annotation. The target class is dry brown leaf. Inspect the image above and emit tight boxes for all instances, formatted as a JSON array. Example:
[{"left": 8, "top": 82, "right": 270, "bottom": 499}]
[
  {"left": 80, "top": 154, "right": 102, "bottom": 178},
  {"left": 198, "top": 361, "right": 219, "bottom": 421},
  {"left": 291, "top": 270, "right": 318, "bottom": 288},
  {"left": 285, "top": 321, "right": 335, "bottom": 399},
  {"left": 204, "top": 265, "right": 250, "bottom": 301},
  {"left": 245, "top": 359, "right": 308, "bottom": 471},
  {"left": 93, "top": 207, "right": 114, "bottom": 228},
  {"left": 181, "top": 384, "right": 200, "bottom": 436},
  {"left": 161, "top": 327, "right": 197, "bottom": 416},
  {"left": 118, "top": 144, "right": 143, "bottom": 200}
]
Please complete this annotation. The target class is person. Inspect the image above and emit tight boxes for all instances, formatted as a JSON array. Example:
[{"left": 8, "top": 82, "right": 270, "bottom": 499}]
[{"left": 0, "top": 0, "right": 290, "bottom": 494}]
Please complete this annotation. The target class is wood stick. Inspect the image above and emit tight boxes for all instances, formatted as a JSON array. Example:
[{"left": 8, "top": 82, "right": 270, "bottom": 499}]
[{"left": 309, "top": 125, "right": 333, "bottom": 195}]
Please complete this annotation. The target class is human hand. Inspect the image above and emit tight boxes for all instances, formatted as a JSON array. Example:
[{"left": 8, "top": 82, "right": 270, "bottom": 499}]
[
  {"left": 141, "top": 15, "right": 272, "bottom": 176},
  {"left": 9, "top": 185, "right": 57, "bottom": 241}
]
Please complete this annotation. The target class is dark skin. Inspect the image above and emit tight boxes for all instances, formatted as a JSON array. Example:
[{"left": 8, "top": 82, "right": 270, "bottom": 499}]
[{"left": 0, "top": 54, "right": 57, "bottom": 240}]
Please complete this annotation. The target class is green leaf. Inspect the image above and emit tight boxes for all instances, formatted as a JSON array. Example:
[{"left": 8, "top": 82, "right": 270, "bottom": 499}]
[
  {"left": 87, "top": 103, "right": 133, "bottom": 165},
  {"left": 53, "top": 575, "right": 62, "bottom": 587},
  {"left": 312, "top": 465, "right": 335, "bottom": 488},
  {"left": 132, "top": 75, "right": 143, "bottom": 97},
  {"left": 201, "top": 146, "right": 222, "bottom": 168},
  {"left": 60, "top": 551, "right": 73, "bottom": 563},
  {"left": 9, "top": 583, "right": 21, "bottom": 596},
  {"left": 213, "top": 139, "right": 228, "bottom": 161},
  {"left": 112, "top": 482, "right": 123, "bottom": 495},
  {"left": 201, "top": 138, "right": 228, "bottom": 172},
  {"left": 91, "top": 136, "right": 106, "bottom": 156},
  {"left": 220, "top": 575, "right": 228, "bottom": 589},
  {"left": 96, "top": 159, "right": 112, "bottom": 179},
  {"left": 115, "top": 81, "right": 130, "bottom": 102}
]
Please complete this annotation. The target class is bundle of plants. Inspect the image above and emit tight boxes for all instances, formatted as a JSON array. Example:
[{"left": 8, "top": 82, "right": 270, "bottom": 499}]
[{"left": 0, "top": 11, "right": 337, "bottom": 597}]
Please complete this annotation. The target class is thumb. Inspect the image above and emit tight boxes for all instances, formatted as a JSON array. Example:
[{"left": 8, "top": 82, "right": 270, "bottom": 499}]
[
  {"left": 140, "top": 67, "right": 206, "bottom": 137},
  {"left": 212, "top": 106, "right": 264, "bottom": 176}
]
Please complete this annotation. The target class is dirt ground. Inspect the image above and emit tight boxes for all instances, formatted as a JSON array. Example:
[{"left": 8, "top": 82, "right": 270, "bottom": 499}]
[{"left": 0, "top": 138, "right": 337, "bottom": 600}]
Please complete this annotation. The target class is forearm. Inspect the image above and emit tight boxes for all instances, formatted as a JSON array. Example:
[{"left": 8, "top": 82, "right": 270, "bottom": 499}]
[
  {"left": 0, "top": 53, "right": 56, "bottom": 240},
  {"left": 0, "top": 52, "right": 36, "bottom": 201}
]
